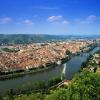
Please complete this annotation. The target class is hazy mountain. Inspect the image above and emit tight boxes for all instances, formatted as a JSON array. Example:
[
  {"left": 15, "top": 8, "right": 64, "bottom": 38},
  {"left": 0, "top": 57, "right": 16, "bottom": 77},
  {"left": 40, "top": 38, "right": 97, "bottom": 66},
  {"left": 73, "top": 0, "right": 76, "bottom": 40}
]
[{"left": 0, "top": 34, "right": 99, "bottom": 45}]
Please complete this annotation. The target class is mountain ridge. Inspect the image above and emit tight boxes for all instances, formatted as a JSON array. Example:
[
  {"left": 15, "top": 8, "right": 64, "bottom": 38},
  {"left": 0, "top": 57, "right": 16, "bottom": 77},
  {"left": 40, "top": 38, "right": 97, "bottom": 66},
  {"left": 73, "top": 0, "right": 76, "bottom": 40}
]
[{"left": 0, "top": 34, "right": 99, "bottom": 45}]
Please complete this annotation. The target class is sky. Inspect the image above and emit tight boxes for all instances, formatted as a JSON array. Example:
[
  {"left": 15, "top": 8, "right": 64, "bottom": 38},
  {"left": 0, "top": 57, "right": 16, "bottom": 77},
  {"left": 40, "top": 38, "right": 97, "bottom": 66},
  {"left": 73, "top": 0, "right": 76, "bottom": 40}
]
[{"left": 0, "top": 0, "right": 100, "bottom": 35}]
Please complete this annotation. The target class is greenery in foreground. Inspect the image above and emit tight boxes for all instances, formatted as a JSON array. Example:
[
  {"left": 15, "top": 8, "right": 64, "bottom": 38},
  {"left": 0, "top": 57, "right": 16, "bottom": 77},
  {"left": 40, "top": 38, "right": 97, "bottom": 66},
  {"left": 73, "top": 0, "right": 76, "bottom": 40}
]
[{"left": 2, "top": 70, "right": 100, "bottom": 100}]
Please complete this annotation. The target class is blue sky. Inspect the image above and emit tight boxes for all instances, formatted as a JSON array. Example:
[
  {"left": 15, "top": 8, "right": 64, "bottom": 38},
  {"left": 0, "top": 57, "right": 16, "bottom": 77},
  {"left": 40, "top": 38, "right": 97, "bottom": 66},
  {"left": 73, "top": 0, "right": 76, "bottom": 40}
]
[{"left": 0, "top": 0, "right": 100, "bottom": 35}]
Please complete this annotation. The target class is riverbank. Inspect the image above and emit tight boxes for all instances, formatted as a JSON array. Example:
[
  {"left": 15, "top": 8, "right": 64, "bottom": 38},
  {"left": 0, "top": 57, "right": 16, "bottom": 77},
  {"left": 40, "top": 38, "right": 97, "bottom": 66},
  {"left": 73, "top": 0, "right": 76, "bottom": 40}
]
[
  {"left": 81, "top": 49, "right": 100, "bottom": 72},
  {"left": 0, "top": 55, "right": 71, "bottom": 81},
  {"left": 0, "top": 63, "right": 58, "bottom": 80},
  {"left": 5, "top": 71, "right": 99, "bottom": 100},
  {"left": 1, "top": 76, "right": 62, "bottom": 97}
]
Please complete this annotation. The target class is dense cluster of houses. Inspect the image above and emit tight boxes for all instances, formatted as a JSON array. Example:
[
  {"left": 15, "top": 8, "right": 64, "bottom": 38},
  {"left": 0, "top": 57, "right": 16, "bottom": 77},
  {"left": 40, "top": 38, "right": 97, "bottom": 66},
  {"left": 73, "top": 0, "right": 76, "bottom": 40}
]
[{"left": 0, "top": 40, "right": 93, "bottom": 72}]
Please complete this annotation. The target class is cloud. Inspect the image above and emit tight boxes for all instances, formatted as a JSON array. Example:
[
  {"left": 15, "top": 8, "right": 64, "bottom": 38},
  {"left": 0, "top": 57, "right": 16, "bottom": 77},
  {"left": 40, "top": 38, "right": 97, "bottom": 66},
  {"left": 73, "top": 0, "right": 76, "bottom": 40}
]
[
  {"left": 62, "top": 20, "right": 69, "bottom": 24},
  {"left": 17, "top": 19, "right": 34, "bottom": 25},
  {"left": 48, "top": 16, "right": 62, "bottom": 22},
  {"left": 80, "top": 15, "right": 97, "bottom": 24},
  {"left": 87, "top": 15, "right": 97, "bottom": 21},
  {"left": 0, "top": 17, "right": 12, "bottom": 24},
  {"left": 47, "top": 15, "right": 69, "bottom": 24},
  {"left": 23, "top": 19, "right": 34, "bottom": 25},
  {"left": 32, "top": 6, "right": 59, "bottom": 10}
]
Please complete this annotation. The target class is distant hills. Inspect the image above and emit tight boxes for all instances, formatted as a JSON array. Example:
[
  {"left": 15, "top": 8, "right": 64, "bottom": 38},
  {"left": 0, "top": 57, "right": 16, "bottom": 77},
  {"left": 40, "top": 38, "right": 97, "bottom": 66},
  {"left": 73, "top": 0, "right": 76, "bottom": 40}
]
[
  {"left": 0, "top": 34, "right": 100, "bottom": 45},
  {"left": 0, "top": 34, "right": 65, "bottom": 45}
]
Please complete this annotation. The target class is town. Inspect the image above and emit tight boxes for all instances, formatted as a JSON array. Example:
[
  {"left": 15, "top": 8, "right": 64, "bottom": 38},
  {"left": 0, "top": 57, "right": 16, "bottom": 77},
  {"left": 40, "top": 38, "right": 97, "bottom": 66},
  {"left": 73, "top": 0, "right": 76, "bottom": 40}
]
[{"left": 0, "top": 39, "right": 97, "bottom": 73}]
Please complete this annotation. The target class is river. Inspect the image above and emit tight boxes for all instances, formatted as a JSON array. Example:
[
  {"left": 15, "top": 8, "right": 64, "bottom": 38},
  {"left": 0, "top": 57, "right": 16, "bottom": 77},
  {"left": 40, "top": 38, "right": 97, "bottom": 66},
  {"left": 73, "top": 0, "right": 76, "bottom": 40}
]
[{"left": 0, "top": 46, "right": 100, "bottom": 96}]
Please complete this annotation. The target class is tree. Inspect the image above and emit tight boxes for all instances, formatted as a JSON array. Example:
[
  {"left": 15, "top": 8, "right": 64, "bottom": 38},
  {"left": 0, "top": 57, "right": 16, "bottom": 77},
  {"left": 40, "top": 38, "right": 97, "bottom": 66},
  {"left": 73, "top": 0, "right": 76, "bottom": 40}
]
[
  {"left": 5, "top": 89, "right": 14, "bottom": 100},
  {"left": 48, "top": 77, "right": 61, "bottom": 87},
  {"left": 45, "top": 71, "right": 100, "bottom": 100},
  {"left": 65, "top": 50, "right": 71, "bottom": 55},
  {"left": 94, "top": 67, "right": 97, "bottom": 73}
]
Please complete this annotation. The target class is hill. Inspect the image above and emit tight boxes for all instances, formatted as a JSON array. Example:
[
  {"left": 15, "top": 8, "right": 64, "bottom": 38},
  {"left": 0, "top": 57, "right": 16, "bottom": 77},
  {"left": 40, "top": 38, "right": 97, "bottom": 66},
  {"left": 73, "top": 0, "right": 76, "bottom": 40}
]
[{"left": 0, "top": 34, "right": 100, "bottom": 45}]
